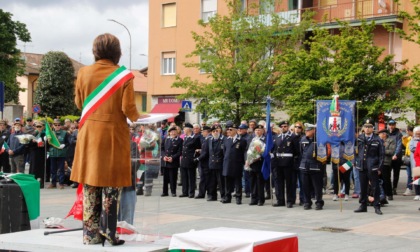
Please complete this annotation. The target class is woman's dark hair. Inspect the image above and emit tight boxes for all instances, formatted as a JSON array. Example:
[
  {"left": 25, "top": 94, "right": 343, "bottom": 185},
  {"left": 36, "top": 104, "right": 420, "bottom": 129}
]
[{"left": 92, "top": 33, "right": 122, "bottom": 65}]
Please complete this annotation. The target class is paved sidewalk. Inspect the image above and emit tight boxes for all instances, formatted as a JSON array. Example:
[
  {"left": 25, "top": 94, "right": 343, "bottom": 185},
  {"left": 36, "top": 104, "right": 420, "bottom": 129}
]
[{"left": 37, "top": 169, "right": 420, "bottom": 252}]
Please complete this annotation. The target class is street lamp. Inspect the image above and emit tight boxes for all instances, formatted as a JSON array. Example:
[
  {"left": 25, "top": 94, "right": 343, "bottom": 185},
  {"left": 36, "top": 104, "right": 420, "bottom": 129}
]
[{"left": 108, "top": 19, "right": 131, "bottom": 70}]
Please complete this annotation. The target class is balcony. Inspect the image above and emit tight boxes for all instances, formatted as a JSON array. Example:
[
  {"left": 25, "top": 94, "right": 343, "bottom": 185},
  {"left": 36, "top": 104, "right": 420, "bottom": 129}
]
[
  {"left": 305, "top": 0, "right": 400, "bottom": 24},
  {"left": 252, "top": 0, "right": 400, "bottom": 25}
]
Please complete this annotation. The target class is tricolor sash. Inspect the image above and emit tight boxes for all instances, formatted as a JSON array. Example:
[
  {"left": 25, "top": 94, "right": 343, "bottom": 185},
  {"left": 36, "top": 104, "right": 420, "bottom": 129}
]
[{"left": 79, "top": 66, "right": 134, "bottom": 128}]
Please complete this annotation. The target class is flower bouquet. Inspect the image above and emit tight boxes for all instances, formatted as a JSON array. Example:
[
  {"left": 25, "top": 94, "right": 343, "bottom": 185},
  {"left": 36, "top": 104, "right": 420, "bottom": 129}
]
[
  {"left": 15, "top": 134, "right": 36, "bottom": 144},
  {"left": 140, "top": 128, "right": 159, "bottom": 150},
  {"left": 245, "top": 138, "right": 265, "bottom": 171}
]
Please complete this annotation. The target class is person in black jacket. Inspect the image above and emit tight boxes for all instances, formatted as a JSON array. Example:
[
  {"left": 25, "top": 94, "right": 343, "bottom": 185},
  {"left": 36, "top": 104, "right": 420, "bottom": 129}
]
[
  {"left": 161, "top": 127, "right": 183, "bottom": 197},
  {"left": 222, "top": 121, "right": 248, "bottom": 204},
  {"left": 0, "top": 120, "right": 11, "bottom": 173},
  {"left": 271, "top": 121, "right": 299, "bottom": 208},
  {"left": 299, "top": 123, "right": 325, "bottom": 210},
  {"left": 207, "top": 125, "right": 225, "bottom": 201},
  {"left": 354, "top": 118, "right": 385, "bottom": 215},
  {"left": 179, "top": 123, "right": 201, "bottom": 198},
  {"left": 28, "top": 120, "right": 47, "bottom": 188},
  {"left": 195, "top": 126, "right": 212, "bottom": 199}
]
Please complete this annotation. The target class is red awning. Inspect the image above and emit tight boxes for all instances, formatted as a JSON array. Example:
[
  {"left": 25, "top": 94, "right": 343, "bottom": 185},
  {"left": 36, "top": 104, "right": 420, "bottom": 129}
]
[{"left": 150, "top": 103, "right": 182, "bottom": 113}]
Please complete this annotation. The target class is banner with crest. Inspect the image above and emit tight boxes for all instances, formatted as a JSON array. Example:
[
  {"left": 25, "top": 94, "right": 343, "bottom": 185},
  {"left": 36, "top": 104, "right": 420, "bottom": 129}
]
[{"left": 316, "top": 97, "right": 356, "bottom": 164}]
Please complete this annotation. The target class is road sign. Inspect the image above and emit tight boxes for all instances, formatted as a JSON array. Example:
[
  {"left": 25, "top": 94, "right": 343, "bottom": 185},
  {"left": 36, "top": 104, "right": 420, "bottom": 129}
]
[
  {"left": 32, "top": 104, "right": 41, "bottom": 114},
  {"left": 181, "top": 100, "right": 192, "bottom": 112}
]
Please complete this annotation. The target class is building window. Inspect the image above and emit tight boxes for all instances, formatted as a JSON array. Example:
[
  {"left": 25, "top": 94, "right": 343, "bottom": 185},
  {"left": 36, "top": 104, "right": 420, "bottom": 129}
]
[
  {"left": 260, "top": 0, "right": 274, "bottom": 14},
  {"left": 142, "top": 94, "right": 147, "bottom": 112},
  {"left": 162, "top": 3, "right": 176, "bottom": 27},
  {"left": 162, "top": 52, "right": 176, "bottom": 75},
  {"left": 202, "top": 0, "right": 217, "bottom": 22}
]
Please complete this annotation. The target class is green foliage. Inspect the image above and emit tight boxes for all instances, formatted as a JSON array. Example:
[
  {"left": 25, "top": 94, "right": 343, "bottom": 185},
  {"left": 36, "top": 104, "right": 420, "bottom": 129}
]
[
  {"left": 387, "top": 0, "right": 420, "bottom": 124},
  {"left": 0, "top": 9, "right": 31, "bottom": 103},
  {"left": 34, "top": 51, "right": 77, "bottom": 117},
  {"left": 274, "top": 21, "right": 408, "bottom": 123},
  {"left": 172, "top": 0, "right": 312, "bottom": 124}
]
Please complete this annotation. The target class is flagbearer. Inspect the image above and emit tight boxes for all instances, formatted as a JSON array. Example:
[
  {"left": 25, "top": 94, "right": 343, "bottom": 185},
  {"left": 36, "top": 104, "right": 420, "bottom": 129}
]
[
  {"left": 354, "top": 118, "right": 385, "bottom": 215},
  {"left": 70, "top": 33, "right": 147, "bottom": 246},
  {"left": 332, "top": 141, "right": 353, "bottom": 201},
  {"left": 48, "top": 119, "right": 70, "bottom": 189},
  {"left": 299, "top": 123, "right": 325, "bottom": 210}
]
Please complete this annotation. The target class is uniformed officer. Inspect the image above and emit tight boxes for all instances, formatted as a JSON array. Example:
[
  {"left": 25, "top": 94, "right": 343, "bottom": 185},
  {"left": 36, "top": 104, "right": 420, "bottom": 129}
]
[
  {"left": 207, "top": 125, "right": 225, "bottom": 201},
  {"left": 222, "top": 121, "right": 248, "bottom": 204},
  {"left": 239, "top": 123, "right": 252, "bottom": 198},
  {"left": 272, "top": 121, "right": 299, "bottom": 208},
  {"left": 195, "top": 125, "right": 212, "bottom": 199},
  {"left": 179, "top": 123, "right": 201, "bottom": 198},
  {"left": 354, "top": 118, "right": 385, "bottom": 215},
  {"left": 161, "top": 127, "right": 183, "bottom": 197},
  {"left": 247, "top": 124, "right": 267, "bottom": 206},
  {"left": 299, "top": 123, "right": 325, "bottom": 210}
]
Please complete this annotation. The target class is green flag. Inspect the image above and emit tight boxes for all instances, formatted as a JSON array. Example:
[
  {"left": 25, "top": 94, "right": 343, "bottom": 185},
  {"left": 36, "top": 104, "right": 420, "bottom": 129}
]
[{"left": 45, "top": 122, "right": 60, "bottom": 148}]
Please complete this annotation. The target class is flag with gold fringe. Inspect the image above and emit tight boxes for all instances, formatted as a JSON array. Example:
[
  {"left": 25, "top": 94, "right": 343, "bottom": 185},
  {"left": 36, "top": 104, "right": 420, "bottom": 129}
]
[{"left": 316, "top": 97, "right": 355, "bottom": 164}]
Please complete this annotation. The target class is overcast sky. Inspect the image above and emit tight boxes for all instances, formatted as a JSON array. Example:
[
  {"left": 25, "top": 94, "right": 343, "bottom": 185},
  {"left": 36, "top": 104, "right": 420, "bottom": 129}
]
[{"left": 2, "top": 0, "right": 149, "bottom": 70}]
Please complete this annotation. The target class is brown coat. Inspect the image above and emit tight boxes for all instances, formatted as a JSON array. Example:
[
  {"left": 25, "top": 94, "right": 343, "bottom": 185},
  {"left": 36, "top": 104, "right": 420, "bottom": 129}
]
[{"left": 70, "top": 60, "right": 140, "bottom": 187}]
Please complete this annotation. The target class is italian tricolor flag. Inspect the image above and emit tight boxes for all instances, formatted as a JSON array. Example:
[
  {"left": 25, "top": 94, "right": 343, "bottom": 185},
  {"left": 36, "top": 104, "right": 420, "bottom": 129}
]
[
  {"left": 0, "top": 142, "right": 9, "bottom": 154},
  {"left": 339, "top": 161, "right": 353, "bottom": 173},
  {"left": 79, "top": 66, "right": 134, "bottom": 128}
]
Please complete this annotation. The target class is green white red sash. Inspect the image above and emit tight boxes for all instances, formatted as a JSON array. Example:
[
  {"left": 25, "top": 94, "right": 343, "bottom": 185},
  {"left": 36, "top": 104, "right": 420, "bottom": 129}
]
[{"left": 79, "top": 66, "right": 134, "bottom": 128}]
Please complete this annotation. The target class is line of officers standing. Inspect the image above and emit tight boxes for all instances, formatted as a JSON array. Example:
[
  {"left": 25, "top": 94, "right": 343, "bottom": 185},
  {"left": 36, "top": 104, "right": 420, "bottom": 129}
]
[{"left": 160, "top": 117, "right": 385, "bottom": 215}]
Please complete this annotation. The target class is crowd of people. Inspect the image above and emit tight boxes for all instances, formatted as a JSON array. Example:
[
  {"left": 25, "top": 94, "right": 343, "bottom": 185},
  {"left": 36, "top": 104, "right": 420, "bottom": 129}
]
[
  {"left": 129, "top": 118, "right": 420, "bottom": 215},
  {"left": 0, "top": 117, "right": 78, "bottom": 189}
]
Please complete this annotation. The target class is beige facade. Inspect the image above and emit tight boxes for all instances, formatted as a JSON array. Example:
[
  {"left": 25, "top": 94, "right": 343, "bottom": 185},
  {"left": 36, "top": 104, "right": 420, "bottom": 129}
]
[{"left": 147, "top": 0, "right": 419, "bottom": 123}]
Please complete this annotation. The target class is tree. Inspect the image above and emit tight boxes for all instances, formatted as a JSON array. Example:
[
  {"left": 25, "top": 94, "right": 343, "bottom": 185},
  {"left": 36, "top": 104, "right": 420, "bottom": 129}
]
[
  {"left": 34, "top": 51, "right": 76, "bottom": 117},
  {"left": 172, "top": 0, "right": 312, "bottom": 124},
  {"left": 274, "top": 21, "right": 408, "bottom": 123},
  {"left": 0, "top": 9, "right": 31, "bottom": 103},
  {"left": 387, "top": 0, "right": 420, "bottom": 124}
]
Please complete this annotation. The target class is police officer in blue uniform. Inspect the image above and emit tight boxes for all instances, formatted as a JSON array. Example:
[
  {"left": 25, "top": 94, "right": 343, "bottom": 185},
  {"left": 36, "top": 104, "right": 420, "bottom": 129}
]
[
  {"left": 195, "top": 126, "right": 212, "bottom": 199},
  {"left": 354, "top": 118, "right": 385, "bottom": 215},
  {"left": 207, "top": 125, "right": 225, "bottom": 201},
  {"left": 272, "top": 121, "right": 299, "bottom": 208},
  {"left": 161, "top": 127, "right": 183, "bottom": 197},
  {"left": 299, "top": 123, "right": 325, "bottom": 210},
  {"left": 222, "top": 121, "right": 248, "bottom": 204},
  {"left": 179, "top": 123, "right": 201, "bottom": 198}
]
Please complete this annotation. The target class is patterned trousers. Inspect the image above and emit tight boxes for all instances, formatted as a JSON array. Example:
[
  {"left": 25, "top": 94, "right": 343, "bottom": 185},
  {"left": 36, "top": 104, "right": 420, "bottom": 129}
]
[{"left": 83, "top": 184, "right": 121, "bottom": 245}]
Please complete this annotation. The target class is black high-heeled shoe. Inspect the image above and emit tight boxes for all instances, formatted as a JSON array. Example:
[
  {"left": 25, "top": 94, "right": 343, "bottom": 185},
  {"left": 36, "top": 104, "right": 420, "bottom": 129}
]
[{"left": 100, "top": 233, "right": 125, "bottom": 247}]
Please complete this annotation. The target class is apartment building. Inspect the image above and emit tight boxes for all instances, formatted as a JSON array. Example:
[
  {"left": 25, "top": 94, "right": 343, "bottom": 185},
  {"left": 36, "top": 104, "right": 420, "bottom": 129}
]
[{"left": 148, "top": 0, "right": 419, "bottom": 124}]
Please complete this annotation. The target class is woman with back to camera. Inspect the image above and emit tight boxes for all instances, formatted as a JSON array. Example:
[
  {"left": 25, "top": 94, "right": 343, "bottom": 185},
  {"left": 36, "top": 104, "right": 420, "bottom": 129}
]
[{"left": 70, "top": 33, "right": 147, "bottom": 246}]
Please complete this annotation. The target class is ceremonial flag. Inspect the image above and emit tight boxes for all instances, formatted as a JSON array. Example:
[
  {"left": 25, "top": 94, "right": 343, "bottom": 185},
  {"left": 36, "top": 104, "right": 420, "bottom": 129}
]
[
  {"left": 261, "top": 97, "right": 273, "bottom": 180},
  {"left": 65, "top": 183, "right": 83, "bottom": 220},
  {"left": 339, "top": 161, "right": 353, "bottom": 173},
  {"left": 316, "top": 98, "right": 356, "bottom": 163},
  {"left": 0, "top": 141, "right": 9, "bottom": 154},
  {"left": 45, "top": 122, "right": 60, "bottom": 148}
]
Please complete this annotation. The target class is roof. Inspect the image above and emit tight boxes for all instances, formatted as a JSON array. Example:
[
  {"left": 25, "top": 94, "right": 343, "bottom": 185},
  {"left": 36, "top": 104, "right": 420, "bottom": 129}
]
[{"left": 21, "top": 52, "right": 84, "bottom": 77}]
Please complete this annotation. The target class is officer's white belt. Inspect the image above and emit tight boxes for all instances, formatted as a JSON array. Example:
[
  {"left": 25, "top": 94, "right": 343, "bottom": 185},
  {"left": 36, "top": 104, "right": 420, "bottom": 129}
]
[{"left": 276, "top": 153, "right": 293, "bottom": 157}]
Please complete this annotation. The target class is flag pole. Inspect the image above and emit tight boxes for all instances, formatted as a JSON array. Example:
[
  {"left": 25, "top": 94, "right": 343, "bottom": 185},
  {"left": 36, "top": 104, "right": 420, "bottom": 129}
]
[
  {"left": 44, "top": 116, "right": 48, "bottom": 188},
  {"left": 338, "top": 163, "right": 342, "bottom": 212}
]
